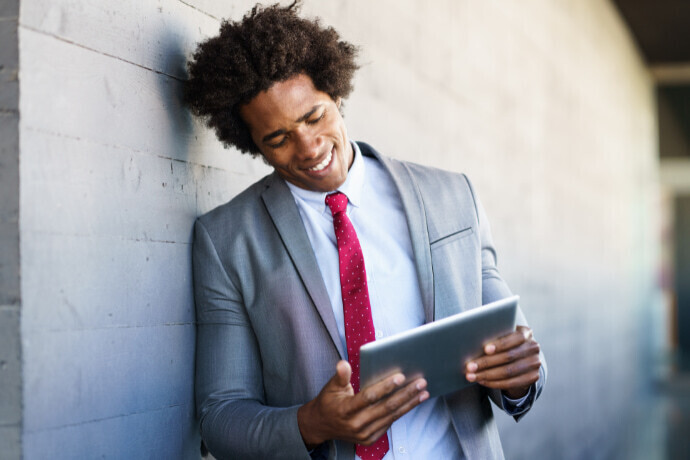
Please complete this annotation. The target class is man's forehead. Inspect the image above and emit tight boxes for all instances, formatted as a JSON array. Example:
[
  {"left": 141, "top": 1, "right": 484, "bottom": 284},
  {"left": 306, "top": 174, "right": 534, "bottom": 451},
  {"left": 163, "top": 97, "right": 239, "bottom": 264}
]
[{"left": 242, "top": 74, "right": 330, "bottom": 128}]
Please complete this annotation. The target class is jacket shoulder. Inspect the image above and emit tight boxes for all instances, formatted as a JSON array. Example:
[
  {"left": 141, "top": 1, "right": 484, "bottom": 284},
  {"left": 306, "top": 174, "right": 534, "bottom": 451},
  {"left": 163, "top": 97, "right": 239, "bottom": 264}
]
[
  {"left": 196, "top": 173, "right": 274, "bottom": 237},
  {"left": 356, "top": 141, "right": 472, "bottom": 195},
  {"left": 357, "top": 142, "right": 480, "bottom": 241}
]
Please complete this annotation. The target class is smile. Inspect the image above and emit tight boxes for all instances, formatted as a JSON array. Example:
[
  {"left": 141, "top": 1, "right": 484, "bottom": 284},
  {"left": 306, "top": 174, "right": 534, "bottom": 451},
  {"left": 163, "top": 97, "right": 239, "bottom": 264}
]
[{"left": 308, "top": 148, "right": 333, "bottom": 172}]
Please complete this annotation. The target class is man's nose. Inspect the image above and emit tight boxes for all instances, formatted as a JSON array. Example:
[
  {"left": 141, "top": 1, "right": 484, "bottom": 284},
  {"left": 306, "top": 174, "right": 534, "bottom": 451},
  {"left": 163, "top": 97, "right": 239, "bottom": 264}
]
[{"left": 294, "top": 129, "right": 323, "bottom": 158}]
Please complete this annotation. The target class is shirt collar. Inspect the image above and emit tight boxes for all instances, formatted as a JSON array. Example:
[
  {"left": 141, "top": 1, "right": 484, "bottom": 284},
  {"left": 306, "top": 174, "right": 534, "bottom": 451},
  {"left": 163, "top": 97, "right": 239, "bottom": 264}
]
[{"left": 285, "top": 141, "right": 365, "bottom": 211}]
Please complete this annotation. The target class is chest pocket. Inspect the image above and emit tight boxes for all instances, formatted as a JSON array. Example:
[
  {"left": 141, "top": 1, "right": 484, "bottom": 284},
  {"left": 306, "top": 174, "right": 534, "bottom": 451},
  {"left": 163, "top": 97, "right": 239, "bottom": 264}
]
[
  {"left": 430, "top": 227, "right": 474, "bottom": 249},
  {"left": 430, "top": 226, "right": 480, "bottom": 319}
]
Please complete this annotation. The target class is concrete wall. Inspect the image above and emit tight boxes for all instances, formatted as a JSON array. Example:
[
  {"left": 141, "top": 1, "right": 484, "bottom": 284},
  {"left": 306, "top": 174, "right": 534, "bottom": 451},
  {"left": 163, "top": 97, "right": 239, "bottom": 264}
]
[
  {"left": 0, "top": 0, "right": 21, "bottom": 458},
  {"left": 11, "top": 0, "right": 658, "bottom": 458},
  {"left": 15, "top": 1, "right": 258, "bottom": 457}
]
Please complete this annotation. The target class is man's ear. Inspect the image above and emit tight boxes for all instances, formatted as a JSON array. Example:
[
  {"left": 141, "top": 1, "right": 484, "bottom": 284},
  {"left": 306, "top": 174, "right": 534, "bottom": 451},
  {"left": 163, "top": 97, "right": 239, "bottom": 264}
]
[{"left": 335, "top": 97, "right": 342, "bottom": 108}]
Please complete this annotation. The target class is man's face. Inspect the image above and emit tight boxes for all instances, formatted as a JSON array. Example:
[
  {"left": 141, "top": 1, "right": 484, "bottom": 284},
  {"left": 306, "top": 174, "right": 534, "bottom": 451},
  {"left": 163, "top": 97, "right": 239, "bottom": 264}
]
[{"left": 240, "top": 74, "right": 354, "bottom": 192}]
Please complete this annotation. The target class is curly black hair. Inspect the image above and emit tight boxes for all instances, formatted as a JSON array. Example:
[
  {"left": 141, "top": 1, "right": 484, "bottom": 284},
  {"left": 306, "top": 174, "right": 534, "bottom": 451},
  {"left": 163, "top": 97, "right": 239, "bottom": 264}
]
[{"left": 184, "top": 1, "right": 359, "bottom": 156}]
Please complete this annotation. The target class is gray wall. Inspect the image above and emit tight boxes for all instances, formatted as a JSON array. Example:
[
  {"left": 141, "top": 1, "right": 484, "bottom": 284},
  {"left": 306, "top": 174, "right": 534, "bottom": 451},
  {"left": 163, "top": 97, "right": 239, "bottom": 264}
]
[
  {"left": 16, "top": 1, "right": 233, "bottom": 458},
  {"left": 8, "top": 0, "right": 659, "bottom": 459},
  {"left": 0, "top": 0, "right": 21, "bottom": 458}
]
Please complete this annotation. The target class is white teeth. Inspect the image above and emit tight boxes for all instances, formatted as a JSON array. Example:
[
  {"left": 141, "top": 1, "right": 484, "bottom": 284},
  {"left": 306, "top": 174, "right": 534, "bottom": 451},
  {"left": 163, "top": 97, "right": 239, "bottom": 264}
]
[{"left": 309, "top": 150, "right": 332, "bottom": 171}]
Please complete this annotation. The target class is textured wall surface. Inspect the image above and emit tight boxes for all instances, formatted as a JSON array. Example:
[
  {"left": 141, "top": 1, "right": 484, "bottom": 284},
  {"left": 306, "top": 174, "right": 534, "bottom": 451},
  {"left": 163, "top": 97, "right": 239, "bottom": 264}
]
[
  {"left": 15, "top": 0, "right": 658, "bottom": 459},
  {"left": 16, "top": 1, "right": 253, "bottom": 457},
  {"left": 0, "top": 0, "right": 21, "bottom": 458}
]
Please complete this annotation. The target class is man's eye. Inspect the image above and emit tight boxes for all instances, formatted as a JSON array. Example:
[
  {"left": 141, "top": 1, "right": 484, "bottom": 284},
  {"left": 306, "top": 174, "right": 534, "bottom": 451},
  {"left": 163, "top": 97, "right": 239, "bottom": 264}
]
[
  {"left": 306, "top": 111, "right": 325, "bottom": 125},
  {"left": 268, "top": 137, "right": 287, "bottom": 149}
]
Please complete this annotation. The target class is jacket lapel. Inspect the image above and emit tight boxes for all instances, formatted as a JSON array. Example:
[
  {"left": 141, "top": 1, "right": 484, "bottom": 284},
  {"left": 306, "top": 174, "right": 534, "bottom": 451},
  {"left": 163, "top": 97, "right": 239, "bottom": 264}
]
[
  {"left": 357, "top": 142, "right": 436, "bottom": 324},
  {"left": 260, "top": 174, "right": 346, "bottom": 359}
]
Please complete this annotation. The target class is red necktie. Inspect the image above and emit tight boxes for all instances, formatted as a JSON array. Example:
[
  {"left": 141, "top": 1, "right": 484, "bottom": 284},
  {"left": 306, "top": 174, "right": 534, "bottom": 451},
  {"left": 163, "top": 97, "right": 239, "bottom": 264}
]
[{"left": 325, "top": 192, "right": 389, "bottom": 460}]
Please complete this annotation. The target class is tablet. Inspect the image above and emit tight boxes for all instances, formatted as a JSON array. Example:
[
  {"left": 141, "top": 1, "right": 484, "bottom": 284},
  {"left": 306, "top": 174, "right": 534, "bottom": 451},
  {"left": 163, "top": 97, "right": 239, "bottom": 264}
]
[{"left": 359, "top": 295, "right": 519, "bottom": 398}]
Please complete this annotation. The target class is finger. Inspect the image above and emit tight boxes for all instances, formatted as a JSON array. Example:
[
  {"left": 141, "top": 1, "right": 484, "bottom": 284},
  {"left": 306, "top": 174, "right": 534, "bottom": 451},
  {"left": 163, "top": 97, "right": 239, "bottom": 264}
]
[
  {"left": 470, "top": 355, "right": 541, "bottom": 383},
  {"left": 350, "top": 372, "right": 406, "bottom": 412},
  {"left": 467, "top": 340, "right": 540, "bottom": 373},
  {"left": 375, "top": 378, "right": 428, "bottom": 417},
  {"left": 387, "top": 384, "right": 429, "bottom": 422},
  {"left": 483, "top": 326, "right": 533, "bottom": 355},
  {"left": 357, "top": 387, "right": 428, "bottom": 446},
  {"left": 476, "top": 370, "right": 540, "bottom": 390},
  {"left": 358, "top": 427, "right": 390, "bottom": 447},
  {"left": 350, "top": 379, "right": 429, "bottom": 444},
  {"left": 352, "top": 378, "right": 427, "bottom": 429}
]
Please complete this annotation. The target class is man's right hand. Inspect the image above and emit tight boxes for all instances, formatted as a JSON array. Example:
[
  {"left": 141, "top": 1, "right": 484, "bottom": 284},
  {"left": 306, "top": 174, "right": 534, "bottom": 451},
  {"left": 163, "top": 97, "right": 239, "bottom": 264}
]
[{"left": 297, "top": 360, "right": 429, "bottom": 449}]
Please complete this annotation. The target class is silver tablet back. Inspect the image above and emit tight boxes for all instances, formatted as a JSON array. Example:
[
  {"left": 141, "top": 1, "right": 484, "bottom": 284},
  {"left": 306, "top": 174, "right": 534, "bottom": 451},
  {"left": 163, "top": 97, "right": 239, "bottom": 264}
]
[{"left": 359, "top": 295, "right": 519, "bottom": 397}]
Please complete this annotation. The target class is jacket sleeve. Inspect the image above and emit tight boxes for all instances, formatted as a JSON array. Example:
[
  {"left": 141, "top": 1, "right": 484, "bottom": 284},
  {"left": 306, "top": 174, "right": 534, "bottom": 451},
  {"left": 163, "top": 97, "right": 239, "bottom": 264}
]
[
  {"left": 464, "top": 175, "right": 547, "bottom": 421},
  {"left": 192, "top": 219, "right": 311, "bottom": 460}
]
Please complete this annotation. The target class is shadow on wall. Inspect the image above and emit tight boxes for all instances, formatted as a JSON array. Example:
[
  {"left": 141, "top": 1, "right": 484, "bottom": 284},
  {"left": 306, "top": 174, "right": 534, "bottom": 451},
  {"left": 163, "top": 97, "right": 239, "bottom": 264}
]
[
  {"left": 156, "top": 23, "right": 218, "bottom": 460},
  {"left": 151, "top": 21, "right": 203, "bottom": 457},
  {"left": 157, "top": 31, "right": 196, "bottom": 163}
]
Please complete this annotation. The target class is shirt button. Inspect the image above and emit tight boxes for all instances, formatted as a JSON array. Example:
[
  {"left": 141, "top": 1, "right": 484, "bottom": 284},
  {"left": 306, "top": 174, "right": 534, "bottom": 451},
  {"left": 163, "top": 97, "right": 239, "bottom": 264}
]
[
  {"left": 376, "top": 330, "right": 383, "bottom": 339},
  {"left": 398, "top": 446, "right": 406, "bottom": 454}
]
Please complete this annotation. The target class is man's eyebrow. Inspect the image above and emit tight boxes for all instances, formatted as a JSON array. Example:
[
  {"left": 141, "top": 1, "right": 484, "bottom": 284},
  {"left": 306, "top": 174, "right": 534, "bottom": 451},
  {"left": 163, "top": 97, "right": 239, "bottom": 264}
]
[
  {"left": 296, "top": 104, "right": 322, "bottom": 123},
  {"left": 261, "top": 104, "right": 322, "bottom": 144},
  {"left": 262, "top": 129, "right": 287, "bottom": 143}
]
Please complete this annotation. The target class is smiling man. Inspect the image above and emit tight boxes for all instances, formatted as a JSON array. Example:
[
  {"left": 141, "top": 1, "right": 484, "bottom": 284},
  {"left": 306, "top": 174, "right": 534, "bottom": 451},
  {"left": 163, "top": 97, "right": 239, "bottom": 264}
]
[{"left": 185, "top": 3, "right": 545, "bottom": 460}]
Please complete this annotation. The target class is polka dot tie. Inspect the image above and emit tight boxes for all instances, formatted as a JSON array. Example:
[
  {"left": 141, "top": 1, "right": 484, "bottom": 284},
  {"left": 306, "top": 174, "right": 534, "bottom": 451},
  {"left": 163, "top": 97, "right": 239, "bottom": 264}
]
[{"left": 325, "top": 192, "right": 389, "bottom": 460}]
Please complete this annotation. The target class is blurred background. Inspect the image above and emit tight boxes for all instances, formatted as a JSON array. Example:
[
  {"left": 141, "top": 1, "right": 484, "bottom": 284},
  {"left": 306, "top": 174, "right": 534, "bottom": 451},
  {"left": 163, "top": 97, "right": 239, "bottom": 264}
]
[{"left": 1, "top": 0, "right": 689, "bottom": 458}]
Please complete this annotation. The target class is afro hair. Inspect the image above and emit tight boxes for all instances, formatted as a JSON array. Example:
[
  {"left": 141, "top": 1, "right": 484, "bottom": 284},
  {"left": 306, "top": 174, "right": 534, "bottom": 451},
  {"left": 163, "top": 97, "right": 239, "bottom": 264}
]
[{"left": 184, "top": 1, "right": 359, "bottom": 156}]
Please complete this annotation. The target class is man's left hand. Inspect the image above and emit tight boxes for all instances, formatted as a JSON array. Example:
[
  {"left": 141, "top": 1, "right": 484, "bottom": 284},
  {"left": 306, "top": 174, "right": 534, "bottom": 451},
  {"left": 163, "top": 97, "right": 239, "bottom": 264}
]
[{"left": 464, "top": 325, "right": 541, "bottom": 399}]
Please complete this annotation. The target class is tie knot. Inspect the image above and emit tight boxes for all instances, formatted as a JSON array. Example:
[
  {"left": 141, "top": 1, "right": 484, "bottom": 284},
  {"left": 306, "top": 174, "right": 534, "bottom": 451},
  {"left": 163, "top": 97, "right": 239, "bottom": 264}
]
[{"left": 325, "top": 192, "right": 348, "bottom": 215}]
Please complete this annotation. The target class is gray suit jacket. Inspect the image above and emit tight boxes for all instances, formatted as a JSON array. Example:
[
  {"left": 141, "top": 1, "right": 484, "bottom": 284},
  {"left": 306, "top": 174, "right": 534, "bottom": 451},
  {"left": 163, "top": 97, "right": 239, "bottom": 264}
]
[{"left": 193, "top": 142, "right": 545, "bottom": 460}]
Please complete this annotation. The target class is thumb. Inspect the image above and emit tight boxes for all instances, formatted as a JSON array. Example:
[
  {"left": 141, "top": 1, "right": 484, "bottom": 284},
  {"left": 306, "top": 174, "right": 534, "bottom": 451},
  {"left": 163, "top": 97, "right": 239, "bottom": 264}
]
[{"left": 330, "top": 360, "right": 352, "bottom": 389}]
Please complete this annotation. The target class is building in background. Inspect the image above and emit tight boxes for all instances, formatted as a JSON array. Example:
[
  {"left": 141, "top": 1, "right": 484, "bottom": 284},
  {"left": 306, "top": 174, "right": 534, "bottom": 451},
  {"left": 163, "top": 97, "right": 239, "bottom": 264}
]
[
  {"left": 612, "top": 2, "right": 690, "bottom": 458},
  {"left": 614, "top": 0, "right": 690, "bottom": 374}
]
